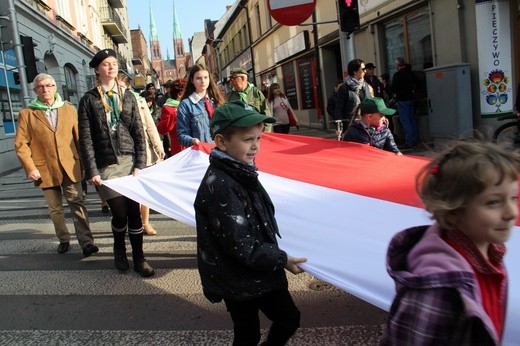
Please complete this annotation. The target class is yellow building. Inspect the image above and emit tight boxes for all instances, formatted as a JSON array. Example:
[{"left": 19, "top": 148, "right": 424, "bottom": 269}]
[{"left": 214, "top": 0, "right": 519, "bottom": 138}]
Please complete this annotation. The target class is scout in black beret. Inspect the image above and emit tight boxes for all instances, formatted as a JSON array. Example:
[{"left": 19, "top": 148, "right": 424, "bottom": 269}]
[{"left": 89, "top": 49, "right": 117, "bottom": 68}]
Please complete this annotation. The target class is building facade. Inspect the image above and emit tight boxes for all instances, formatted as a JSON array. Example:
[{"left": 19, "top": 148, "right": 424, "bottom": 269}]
[
  {"left": 130, "top": 27, "right": 152, "bottom": 90},
  {"left": 212, "top": 0, "right": 519, "bottom": 137},
  {"left": 149, "top": 1, "right": 190, "bottom": 87}
]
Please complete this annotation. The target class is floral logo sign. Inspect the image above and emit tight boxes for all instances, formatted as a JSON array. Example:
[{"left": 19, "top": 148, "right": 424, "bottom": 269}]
[{"left": 482, "top": 70, "right": 510, "bottom": 112}]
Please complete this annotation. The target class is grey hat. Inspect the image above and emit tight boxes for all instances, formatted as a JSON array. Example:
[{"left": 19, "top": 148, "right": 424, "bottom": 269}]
[{"left": 230, "top": 67, "right": 248, "bottom": 76}]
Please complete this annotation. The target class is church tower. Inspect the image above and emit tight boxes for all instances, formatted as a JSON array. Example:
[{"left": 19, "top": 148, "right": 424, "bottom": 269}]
[
  {"left": 149, "top": 3, "right": 164, "bottom": 84},
  {"left": 172, "top": 1, "right": 186, "bottom": 78}
]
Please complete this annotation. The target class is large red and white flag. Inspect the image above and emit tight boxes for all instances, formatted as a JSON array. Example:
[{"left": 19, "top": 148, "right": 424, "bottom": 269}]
[{"left": 105, "top": 133, "right": 520, "bottom": 344}]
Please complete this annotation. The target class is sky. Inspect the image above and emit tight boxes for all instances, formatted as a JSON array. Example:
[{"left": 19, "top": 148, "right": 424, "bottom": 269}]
[{"left": 127, "top": 0, "right": 233, "bottom": 58}]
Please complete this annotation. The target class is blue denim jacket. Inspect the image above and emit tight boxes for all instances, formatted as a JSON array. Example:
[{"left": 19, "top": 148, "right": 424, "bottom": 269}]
[{"left": 177, "top": 93, "right": 215, "bottom": 147}]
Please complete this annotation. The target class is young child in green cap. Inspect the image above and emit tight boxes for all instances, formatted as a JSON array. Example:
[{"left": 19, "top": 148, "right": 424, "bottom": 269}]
[
  {"left": 343, "top": 97, "right": 402, "bottom": 155},
  {"left": 194, "top": 101, "right": 308, "bottom": 345}
]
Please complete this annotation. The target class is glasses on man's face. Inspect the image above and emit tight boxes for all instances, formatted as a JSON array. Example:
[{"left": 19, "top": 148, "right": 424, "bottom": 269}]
[
  {"left": 360, "top": 68, "right": 366, "bottom": 72},
  {"left": 36, "top": 84, "right": 56, "bottom": 90}
]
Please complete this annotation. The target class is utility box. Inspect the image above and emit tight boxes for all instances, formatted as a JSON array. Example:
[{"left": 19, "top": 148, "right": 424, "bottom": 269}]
[{"left": 425, "top": 63, "right": 472, "bottom": 138}]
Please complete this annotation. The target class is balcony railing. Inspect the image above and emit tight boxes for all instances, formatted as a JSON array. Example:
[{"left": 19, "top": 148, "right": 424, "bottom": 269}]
[
  {"left": 107, "top": 0, "right": 124, "bottom": 9},
  {"left": 99, "top": 5, "right": 127, "bottom": 44}
]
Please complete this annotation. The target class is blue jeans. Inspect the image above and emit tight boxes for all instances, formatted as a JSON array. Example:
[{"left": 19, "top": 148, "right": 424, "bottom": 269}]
[{"left": 397, "top": 100, "right": 418, "bottom": 146}]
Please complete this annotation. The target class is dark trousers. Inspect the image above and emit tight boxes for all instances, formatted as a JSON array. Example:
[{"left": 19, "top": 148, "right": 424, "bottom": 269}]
[
  {"left": 224, "top": 289, "right": 300, "bottom": 346},
  {"left": 273, "top": 124, "right": 291, "bottom": 134}
]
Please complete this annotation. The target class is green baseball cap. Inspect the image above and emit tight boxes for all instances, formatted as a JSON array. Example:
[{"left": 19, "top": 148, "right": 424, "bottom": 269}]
[
  {"left": 210, "top": 101, "right": 276, "bottom": 138},
  {"left": 359, "top": 97, "right": 396, "bottom": 116}
]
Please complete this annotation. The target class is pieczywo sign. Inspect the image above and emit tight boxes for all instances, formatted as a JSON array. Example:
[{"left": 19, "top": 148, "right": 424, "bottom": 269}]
[{"left": 268, "top": 0, "right": 317, "bottom": 26}]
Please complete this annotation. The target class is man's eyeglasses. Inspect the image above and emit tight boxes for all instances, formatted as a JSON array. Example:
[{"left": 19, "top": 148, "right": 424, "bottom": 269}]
[
  {"left": 36, "top": 84, "right": 56, "bottom": 90},
  {"left": 360, "top": 68, "right": 366, "bottom": 72}
]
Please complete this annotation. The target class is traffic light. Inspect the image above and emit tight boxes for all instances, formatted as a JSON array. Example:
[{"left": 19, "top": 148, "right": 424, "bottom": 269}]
[
  {"left": 20, "top": 35, "right": 38, "bottom": 83},
  {"left": 339, "top": 0, "right": 360, "bottom": 33}
]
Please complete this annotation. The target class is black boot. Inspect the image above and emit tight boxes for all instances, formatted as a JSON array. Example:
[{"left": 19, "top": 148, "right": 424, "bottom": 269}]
[
  {"left": 129, "top": 231, "right": 155, "bottom": 277},
  {"left": 113, "top": 228, "right": 129, "bottom": 272},
  {"left": 134, "top": 259, "right": 155, "bottom": 278}
]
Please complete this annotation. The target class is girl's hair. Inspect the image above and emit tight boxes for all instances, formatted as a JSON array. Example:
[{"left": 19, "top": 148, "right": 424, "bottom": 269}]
[
  {"left": 95, "top": 71, "right": 123, "bottom": 114},
  {"left": 116, "top": 72, "right": 131, "bottom": 88},
  {"left": 169, "top": 78, "right": 188, "bottom": 100},
  {"left": 181, "top": 64, "right": 225, "bottom": 106},
  {"left": 417, "top": 140, "right": 520, "bottom": 229},
  {"left": 142, "top": 91, "right": 156, "bottom": 111},
  {"left": 267, "top": 83, "right": 286, "bottom": 103}
]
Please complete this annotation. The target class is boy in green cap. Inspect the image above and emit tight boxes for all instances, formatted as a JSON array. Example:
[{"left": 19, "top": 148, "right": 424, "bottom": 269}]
[
  {"left": 194, "top": 101, "right": 307, "bottom": 345},
  {"left": 343, "top": 97, "right": 402, "bottom": 155}
]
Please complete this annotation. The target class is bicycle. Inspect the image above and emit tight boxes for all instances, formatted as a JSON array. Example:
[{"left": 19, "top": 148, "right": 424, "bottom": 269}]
[{"left": 492, "top": 113, "right": 520, "bottom": 148}]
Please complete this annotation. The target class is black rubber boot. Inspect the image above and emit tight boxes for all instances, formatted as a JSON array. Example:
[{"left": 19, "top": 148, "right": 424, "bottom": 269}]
[
  {"left": 129, "top": 231, "right": 155, "bottom": 277},
  {"left": 113, "top": 228, "right": 129, "bottom": 272}
]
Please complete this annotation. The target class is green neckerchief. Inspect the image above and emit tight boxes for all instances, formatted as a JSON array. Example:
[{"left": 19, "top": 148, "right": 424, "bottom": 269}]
[
  {"left": 103, "top": 87, "right": 119, "bottom": 129},
  {"left": 238, "top": 83, "right": 253, "bottom": 104},
  {"left": 28, "top": 93, "right": 65, "bottom": 110},
  {"left": 164, "top": 98, "right": 180, "bottom": 107}
]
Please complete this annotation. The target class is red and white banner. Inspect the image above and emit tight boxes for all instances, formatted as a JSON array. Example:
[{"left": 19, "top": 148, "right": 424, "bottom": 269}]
[{"left": 105, "top": 133, "right": 520, "bottom": 344}]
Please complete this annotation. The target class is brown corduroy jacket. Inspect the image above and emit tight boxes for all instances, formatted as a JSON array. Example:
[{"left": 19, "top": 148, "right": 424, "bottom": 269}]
[{"left": 14, "top": 102, "right": 82, "bottom": 188}]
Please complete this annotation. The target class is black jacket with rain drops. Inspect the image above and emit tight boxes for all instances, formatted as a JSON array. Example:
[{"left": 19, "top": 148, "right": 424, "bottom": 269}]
[{"left": 194, "top": 148, "right": 288, "bottom": 303}]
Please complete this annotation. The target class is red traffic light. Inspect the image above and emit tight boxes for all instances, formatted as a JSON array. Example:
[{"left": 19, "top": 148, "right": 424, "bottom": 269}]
[{"left": 339, "top": 0, "right": 360, "bottom": 33}]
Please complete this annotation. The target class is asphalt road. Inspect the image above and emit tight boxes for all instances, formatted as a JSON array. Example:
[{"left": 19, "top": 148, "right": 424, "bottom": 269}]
[{"left": 0, "top": 129, "right": 390, "bottom": 345}]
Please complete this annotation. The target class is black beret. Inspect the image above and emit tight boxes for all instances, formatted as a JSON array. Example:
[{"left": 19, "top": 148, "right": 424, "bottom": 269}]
[{"left": 89, "top": 49, "right": 117, "bottom": 68}]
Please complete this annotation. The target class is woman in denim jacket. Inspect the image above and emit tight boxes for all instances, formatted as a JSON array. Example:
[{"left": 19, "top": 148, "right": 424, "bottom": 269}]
[{"left": 177, "top": 64, "right": 225, "bottom": 147}]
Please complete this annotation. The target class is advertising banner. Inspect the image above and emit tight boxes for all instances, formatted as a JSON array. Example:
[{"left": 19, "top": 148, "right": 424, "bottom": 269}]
[{"left": 476, "top": 0, "right": 513, "bottom": 116}]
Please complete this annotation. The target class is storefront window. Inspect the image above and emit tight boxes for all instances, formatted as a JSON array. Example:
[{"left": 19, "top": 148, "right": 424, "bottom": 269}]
[
  {"left": 384, "top": 7, "right": 431, "bottom": 76},
  {"left": 1, "top": 89, "right": 21, "bottom": 135},
  {"left": 282, "top": 62, "right": 298, "bottom": 109}
]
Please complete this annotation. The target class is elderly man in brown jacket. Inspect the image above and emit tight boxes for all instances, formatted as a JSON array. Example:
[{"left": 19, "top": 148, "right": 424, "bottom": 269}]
[{"left": 14, "top": 73, "right": 98, "bottom": 257}]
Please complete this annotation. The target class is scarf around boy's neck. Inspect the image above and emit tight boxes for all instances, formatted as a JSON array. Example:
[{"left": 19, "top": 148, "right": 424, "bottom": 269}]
[
  {"left": 28, "top": 93, "right": 65, "bottom": 110},
  {"left": 345, "top": 76, "right": 363, "bottom": 92}
]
